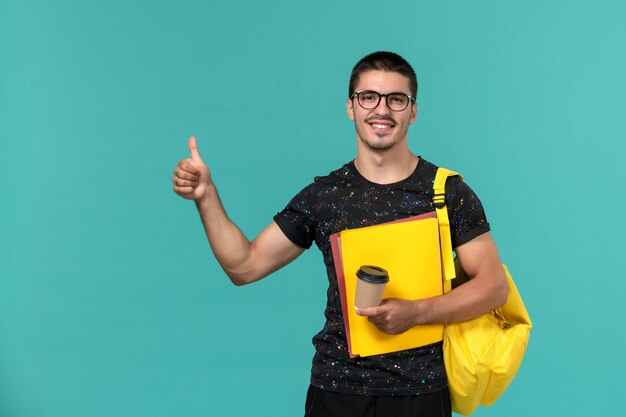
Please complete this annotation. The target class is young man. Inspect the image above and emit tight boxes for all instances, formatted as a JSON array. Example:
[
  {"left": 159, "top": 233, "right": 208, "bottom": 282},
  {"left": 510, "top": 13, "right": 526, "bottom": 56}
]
[{"left": 172, "top": 51, "right": 508, "bottom": 417}]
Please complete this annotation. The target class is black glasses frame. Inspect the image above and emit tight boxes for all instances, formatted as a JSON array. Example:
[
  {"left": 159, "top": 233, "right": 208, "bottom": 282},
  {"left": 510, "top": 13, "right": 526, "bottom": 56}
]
[{"left": 350, "top": 90, "right": 416, "bottom": 112}]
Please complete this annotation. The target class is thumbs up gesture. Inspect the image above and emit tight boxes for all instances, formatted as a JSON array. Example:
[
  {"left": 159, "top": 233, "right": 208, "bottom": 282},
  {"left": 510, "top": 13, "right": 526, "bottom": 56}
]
[{"left": 173, "top": 136, "right": 212, "bottom": 201}]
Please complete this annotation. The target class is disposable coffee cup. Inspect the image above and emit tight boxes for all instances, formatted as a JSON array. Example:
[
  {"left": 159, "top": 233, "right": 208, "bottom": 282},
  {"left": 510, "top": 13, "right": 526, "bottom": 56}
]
[{"left": 355, "top": 265, "right": 389, "bottom": 309}]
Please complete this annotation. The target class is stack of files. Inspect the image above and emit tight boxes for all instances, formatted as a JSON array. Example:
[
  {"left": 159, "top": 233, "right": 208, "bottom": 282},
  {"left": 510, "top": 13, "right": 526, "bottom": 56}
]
[{"left": 330, "top": 212, "right": 445, "bottom": 358}]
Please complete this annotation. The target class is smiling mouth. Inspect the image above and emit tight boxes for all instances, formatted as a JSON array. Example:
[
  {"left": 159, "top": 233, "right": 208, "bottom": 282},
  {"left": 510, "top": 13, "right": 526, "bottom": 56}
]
[
  {"left": 368, "top": 121, "right": 396, "bottom": 132},
  {"left": 366, "top": 116, "right": 396, "bottom": 130},
  {"left": 370, "top": 122, "right": 393, "bottom": 129}
]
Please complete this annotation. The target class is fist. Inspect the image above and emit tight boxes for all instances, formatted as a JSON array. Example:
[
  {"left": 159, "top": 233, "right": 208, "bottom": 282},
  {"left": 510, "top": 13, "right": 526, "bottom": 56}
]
[{"left": 173, "top": 136, "right": 212, "bottom": 201}]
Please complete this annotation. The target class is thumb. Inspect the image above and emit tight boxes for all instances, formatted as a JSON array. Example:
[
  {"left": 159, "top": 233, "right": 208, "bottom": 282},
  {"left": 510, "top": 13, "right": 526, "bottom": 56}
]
[
  {"left": 188, "top": 135, "right": 203, "bottom": 162},
  {"left": 356, "top": 306, "right": 381, "bottom": 317}
]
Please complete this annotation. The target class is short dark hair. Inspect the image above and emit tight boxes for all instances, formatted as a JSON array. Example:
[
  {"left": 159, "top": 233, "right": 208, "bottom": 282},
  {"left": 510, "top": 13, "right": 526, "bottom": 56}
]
[{"left": 348, "top": 51, "right": 418, "bottom": 98}]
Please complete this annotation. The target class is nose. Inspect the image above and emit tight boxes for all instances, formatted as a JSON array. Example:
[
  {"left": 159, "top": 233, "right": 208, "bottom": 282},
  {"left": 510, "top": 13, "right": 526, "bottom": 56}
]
[{"left": 372, "top": 95, "right": 392, "bottom": 114}]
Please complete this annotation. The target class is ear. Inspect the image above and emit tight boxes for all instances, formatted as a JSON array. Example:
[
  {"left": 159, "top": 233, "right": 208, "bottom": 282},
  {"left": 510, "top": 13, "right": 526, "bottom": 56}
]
[
  {"left": 347, "top": 98, "right": 355, "bottom": 121},
  {"left": 409, "top": 101, "right": 418, "bottom": 124}
]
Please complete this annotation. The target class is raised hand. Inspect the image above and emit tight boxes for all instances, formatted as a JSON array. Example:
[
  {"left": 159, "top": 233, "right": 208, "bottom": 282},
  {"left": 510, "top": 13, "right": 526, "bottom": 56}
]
[{"left": 173, "top": 136, "right": 212, "bottom": 201}]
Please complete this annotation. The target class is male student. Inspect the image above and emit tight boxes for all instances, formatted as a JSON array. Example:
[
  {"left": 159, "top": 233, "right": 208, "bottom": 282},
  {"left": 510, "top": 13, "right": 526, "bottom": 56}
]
[{"left": 172, "top": 51, "right": 507, "bottom": 417}]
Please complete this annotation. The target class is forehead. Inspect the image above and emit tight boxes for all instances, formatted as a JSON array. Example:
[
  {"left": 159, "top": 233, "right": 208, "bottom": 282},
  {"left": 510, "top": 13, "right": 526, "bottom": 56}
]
[{"left": 355, "top": 70, "right": 412, "bottom": 94}]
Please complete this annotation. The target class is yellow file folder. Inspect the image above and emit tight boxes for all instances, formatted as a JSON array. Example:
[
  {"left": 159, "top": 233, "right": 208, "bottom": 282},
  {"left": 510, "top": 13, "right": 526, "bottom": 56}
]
[{"left": 331, "top": 212, "right": 445, "bottom": 357}]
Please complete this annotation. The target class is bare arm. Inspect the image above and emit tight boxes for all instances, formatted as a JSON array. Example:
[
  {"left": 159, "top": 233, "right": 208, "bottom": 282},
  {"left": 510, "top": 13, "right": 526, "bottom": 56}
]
[
  {"left": 357, "top": 232, "right": 508, "bottom": 334},
  {"left": 419, "top": 232, "right": 508, "bottom": 322},
  {"left": 173, "top": 136, "right": 304, "bottom": 286}
]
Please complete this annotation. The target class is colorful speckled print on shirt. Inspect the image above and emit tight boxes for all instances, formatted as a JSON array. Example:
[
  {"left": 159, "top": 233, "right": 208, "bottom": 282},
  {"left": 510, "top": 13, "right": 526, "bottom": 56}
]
[{"left": 273, "top": 157, "right": 490, "bottom": 396}]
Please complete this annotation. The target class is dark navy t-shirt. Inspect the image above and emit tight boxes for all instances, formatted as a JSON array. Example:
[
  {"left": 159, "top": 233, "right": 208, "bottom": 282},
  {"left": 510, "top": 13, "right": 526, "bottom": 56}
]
[{"left": 274, "top": 158, "right": 490, "bottom": 395}]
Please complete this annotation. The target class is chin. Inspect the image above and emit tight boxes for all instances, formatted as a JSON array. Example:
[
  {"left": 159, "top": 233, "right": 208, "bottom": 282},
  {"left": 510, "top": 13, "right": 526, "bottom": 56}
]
[{"left": 361, "top": 137, "right": 396, "bottom": 151}]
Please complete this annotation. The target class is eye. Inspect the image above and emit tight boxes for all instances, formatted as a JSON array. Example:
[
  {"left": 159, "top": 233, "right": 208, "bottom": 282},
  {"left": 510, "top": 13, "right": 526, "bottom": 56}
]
[
  {"left": 361, "top": 92, "right": 377, "bottom": 102},
  {"left": 389, "top": 94, "right": 407, "bottom": 104}
]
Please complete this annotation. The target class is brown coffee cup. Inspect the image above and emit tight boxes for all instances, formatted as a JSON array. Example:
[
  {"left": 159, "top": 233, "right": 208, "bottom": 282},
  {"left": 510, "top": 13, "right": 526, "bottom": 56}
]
[{"left": 355, "top": 265, "right": 389, "bottom": 309}]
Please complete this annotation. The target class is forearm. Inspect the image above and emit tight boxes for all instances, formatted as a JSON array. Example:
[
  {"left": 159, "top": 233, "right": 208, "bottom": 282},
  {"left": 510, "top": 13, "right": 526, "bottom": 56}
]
[
  {"left": 412, "top": 264, "right": 508, "bottom": 325},
  {"left": 194, "top": 184, "right": 256, "bottom": 284},
  {"left": 412, "top": 233, "right": 509, "bottom": 325}
]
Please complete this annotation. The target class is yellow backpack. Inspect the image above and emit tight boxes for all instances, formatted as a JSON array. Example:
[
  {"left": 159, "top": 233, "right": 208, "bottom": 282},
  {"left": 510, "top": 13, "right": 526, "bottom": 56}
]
[{"left": 433, "top": 168, "right": 533, "bottom": 416}]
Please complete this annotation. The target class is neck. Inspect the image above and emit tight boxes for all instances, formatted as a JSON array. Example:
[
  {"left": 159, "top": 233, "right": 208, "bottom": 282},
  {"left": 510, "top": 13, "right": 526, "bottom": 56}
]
[{"left": 354, "top": 147, "right": 419, "bottom": 184}]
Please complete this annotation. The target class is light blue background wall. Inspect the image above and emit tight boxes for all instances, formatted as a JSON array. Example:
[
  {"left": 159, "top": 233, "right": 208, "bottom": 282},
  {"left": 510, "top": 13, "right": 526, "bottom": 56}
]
[{"left": 1, "top": 1, "right": 624, "bottom": 416}]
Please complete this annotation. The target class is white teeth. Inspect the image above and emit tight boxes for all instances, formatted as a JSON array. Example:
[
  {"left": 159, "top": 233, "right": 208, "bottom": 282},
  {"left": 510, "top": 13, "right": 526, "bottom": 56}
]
[{"left": 372, "top": 123, "right": 391, "bottom": 129}]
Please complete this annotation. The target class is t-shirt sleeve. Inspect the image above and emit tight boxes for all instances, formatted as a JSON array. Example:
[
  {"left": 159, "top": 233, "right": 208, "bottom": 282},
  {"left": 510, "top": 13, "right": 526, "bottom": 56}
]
[
  {"left": 445, "top": 177, "right": 491, "bottom": 248},
  {"left": 273, "top": 183, "right": 317, "bottom": 249}
]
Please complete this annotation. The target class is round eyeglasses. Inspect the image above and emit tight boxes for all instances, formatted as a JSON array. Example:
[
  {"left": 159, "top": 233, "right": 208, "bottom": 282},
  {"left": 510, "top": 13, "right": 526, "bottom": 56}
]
[{"left": 350, "top": 90, "right": 416, "bottom": 112}]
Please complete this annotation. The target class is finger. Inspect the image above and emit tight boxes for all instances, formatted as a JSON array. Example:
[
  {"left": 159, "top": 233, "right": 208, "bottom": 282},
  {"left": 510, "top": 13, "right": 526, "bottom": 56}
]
[
  {"left": 356, "top": 306, "right": 381, "bottom": 317},
  {"left": 174, "top": 166, "right": 200, "bottom": 181},
  {"left": 368, "top": 318, "right": 391, "bottom": 333},
  {"left": 188, "top": 136, "right": 203, "bottom": 162},
  {"left": 379, "top": 298, "right": 398, "bottom": 306},
  {"left": 174, "top": 178, "right": 198, "bottom": 188},
  {"left": 174, "top": 185, "right": 194, "bottom": 195},
  {"left": 177, "top": 160, "right": 201, "bottom": 176}
]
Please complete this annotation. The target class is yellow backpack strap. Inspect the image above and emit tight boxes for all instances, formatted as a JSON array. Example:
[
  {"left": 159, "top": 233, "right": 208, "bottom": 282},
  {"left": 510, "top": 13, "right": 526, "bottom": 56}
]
[{"left": 433, "top": 167, "right": 463, "bottom": 293}]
